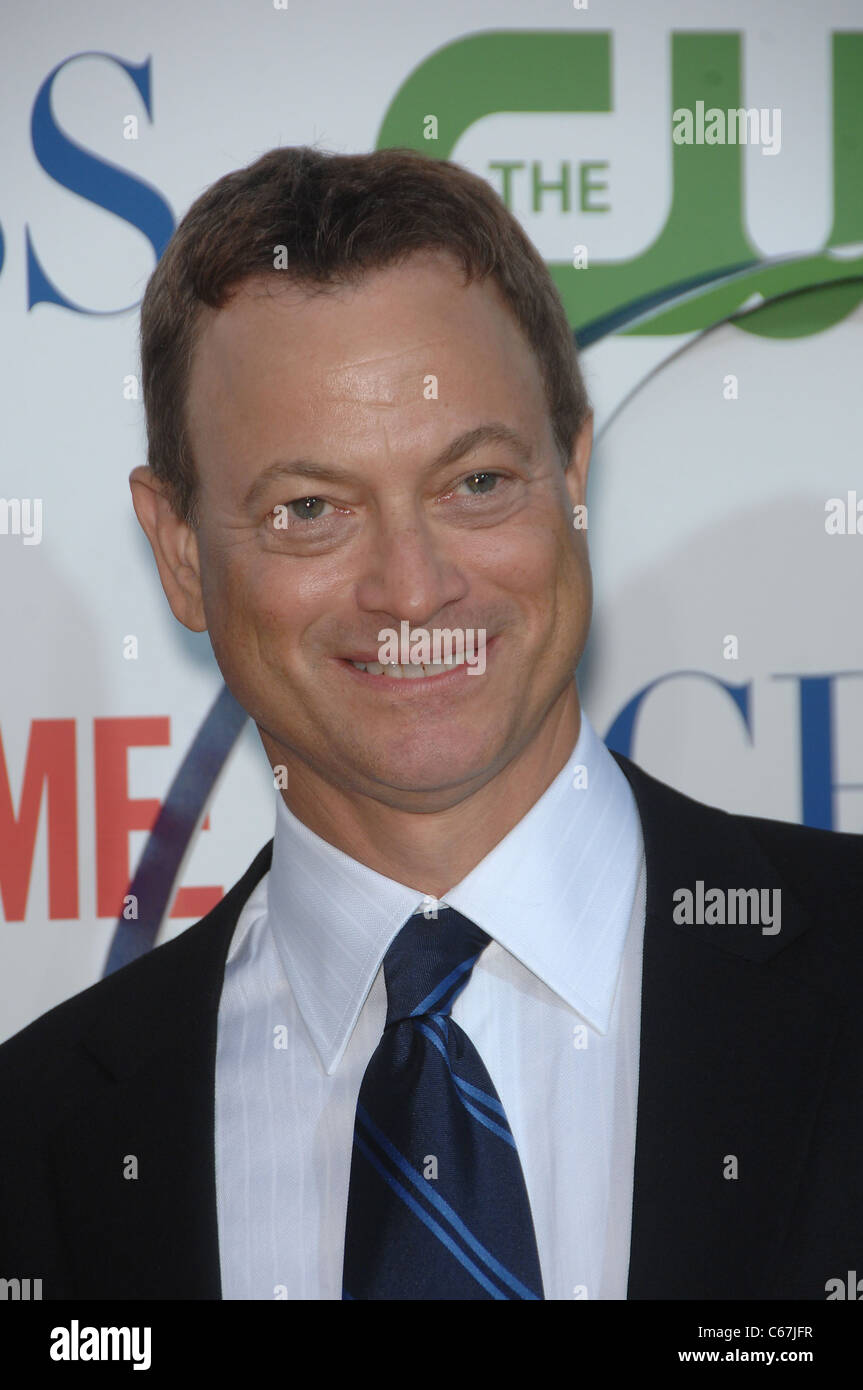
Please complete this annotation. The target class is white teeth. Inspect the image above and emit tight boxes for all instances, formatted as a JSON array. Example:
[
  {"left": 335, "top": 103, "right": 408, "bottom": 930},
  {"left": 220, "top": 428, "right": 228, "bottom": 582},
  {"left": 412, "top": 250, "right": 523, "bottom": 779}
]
[{"left": 349, "top": 657, "right": 465, "bottom": 678}]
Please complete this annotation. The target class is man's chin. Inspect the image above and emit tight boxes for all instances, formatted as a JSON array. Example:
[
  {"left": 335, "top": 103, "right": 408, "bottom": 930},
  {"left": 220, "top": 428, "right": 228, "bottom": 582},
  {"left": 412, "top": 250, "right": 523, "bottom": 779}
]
[{"left": 344, "top": 741, "right": 506, "bottom": 807}]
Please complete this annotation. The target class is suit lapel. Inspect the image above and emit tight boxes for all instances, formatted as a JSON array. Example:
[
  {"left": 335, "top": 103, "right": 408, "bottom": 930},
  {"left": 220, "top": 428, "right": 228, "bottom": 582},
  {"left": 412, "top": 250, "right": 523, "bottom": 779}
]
[
  {"left": 45, "top": 841, "right": 274, "bottom": 1299},
  {"left": 611, "top": 752, "right": 840, "bottom": 1298}
]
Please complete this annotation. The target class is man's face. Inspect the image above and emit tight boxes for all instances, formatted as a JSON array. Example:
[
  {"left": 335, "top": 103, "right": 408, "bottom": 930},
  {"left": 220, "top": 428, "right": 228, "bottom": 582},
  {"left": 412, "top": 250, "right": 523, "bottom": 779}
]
[{"left": 181, "top": 252, "right": 592, "bottom": 810}]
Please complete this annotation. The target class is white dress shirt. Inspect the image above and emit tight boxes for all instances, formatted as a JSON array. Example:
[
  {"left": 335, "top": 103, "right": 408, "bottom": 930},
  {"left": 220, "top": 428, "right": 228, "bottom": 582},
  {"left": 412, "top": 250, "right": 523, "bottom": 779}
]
[{"left": 215, "top": 709, "right": 646, "bottom": 1300}]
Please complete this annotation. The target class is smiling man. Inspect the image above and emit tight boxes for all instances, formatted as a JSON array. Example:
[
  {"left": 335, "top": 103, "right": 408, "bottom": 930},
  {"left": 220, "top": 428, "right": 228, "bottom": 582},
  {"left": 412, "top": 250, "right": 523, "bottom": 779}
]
[
  {"left": 1, "top": 146, "right": 862, "bottom": 1302},
  {"left": 138, "top": 248, "right": 592, "bottom": 888}
]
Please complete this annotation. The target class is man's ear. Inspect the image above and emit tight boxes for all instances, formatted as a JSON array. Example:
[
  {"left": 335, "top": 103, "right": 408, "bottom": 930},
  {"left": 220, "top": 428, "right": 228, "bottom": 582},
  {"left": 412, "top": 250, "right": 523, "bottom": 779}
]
[
  {"left": 564, "top": 411, "right": 593, "bottom": 508},
  {"left": 129, "top": 466, "right": 207, "bottom": 632}
]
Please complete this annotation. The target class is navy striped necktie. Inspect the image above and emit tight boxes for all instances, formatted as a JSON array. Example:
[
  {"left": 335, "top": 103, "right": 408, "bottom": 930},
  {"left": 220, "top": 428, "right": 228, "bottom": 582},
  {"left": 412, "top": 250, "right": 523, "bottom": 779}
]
[{"left": 341, "top": 906, "right": 544, "bottom": 1300}]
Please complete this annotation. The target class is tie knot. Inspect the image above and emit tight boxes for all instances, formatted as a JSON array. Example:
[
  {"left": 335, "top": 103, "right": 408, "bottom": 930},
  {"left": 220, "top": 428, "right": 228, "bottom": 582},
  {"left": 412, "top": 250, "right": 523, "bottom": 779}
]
[{"left": 383, "top": 907, "right": 491, "bottom": 1026}]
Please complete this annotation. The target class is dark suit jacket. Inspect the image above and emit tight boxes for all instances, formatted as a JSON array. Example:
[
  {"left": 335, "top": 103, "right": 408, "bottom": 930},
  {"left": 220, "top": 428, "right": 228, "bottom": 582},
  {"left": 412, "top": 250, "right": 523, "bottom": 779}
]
[{"left": 1, "top": 751, "right": 862, "bottom": 1300}]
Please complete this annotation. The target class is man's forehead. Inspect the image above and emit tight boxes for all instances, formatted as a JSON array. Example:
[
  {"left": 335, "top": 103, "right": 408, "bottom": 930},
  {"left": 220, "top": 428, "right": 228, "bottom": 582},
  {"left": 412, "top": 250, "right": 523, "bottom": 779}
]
[
  {"left": 189, "top": 256, "right": 539, "bottom": 407},
  {"left": 200, "top": 257, "right": 513, "bottom": 350}
]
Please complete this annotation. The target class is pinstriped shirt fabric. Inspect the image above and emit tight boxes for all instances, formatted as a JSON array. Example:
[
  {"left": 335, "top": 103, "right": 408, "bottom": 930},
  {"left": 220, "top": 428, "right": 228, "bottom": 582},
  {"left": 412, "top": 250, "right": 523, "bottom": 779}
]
[{"left": 215, "top": 711, "right": 646, "bottom": 1300}]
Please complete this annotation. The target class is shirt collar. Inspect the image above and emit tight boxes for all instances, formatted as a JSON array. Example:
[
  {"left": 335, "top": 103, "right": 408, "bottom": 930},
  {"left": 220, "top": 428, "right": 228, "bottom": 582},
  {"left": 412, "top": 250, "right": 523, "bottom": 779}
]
[{"left": 267, "top": 710, "right": 643, "bottom": 1074}]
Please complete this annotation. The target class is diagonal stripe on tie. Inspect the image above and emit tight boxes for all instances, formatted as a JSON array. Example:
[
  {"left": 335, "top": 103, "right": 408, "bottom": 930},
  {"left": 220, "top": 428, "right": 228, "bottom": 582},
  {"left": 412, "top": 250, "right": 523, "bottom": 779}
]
[
  {"left": 411, "top": 953, "right": 482, "bottom": 1016},
  {"left": 352, "top": 1130, "right": 513, "bottom": 1300},
  {"left": 342, "top": 907, "right": 545, "bottom": 1300},
  {"left": 355, "top": 1107, "right": 540, "bottom": 1300},
  {"left": 416, "top": 1022, "right": 517, "bottom": 1145}
]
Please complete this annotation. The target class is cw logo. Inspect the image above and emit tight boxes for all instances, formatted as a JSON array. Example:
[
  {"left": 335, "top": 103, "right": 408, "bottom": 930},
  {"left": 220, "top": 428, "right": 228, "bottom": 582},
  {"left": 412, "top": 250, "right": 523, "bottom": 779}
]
[{"left": 377, "top": 30, "right": 863, "bottom": 339}]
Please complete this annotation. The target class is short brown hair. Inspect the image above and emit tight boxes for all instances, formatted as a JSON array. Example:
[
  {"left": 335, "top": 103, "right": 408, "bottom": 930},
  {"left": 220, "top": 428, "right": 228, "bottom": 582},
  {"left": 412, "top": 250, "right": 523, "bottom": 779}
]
[{"left": 139, "top": 145, "right": 590, "bottom": 524}]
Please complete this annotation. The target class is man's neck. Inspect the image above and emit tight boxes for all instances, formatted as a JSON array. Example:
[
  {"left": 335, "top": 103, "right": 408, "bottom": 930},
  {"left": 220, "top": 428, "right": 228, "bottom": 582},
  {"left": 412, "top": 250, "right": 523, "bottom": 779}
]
[{"left": 265, "top": 688, "right": 581, "bottom": 899}]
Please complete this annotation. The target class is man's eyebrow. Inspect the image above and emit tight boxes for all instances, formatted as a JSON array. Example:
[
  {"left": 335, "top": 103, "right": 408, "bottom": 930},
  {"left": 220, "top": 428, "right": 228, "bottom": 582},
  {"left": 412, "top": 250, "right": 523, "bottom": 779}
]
[
  {"left": 432, "top": 422, "right": 532, "bottom": 471},
  {"left": 241, "top": 423, "right": 532, "bottom": 511}
]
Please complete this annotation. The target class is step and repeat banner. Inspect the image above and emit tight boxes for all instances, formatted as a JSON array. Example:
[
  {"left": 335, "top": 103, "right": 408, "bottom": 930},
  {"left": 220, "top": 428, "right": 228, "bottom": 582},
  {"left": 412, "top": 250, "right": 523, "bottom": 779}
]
[{"left": 1, "top": 0, "right": 862, "bottom": 1040}]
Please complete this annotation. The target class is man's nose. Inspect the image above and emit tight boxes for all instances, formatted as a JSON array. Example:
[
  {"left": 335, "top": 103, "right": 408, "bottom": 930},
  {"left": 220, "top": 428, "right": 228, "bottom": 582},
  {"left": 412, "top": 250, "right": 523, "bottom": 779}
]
[{"left": 354, "top": 512, "right": 467, "bottom": 624}]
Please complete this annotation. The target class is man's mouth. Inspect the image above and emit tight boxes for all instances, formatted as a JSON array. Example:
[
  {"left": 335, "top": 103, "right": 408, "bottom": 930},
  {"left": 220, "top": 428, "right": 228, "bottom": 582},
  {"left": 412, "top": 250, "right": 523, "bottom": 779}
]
[
  {"left": 347, "top": 653, "right": 471, "bottom": 679},
  {"left": 340, "top": 636, "right": 495, "bottom": 683}
]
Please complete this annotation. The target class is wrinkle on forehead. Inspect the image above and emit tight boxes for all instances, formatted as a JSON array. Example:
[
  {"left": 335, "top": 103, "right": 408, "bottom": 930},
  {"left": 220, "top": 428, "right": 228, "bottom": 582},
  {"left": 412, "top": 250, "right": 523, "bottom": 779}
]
[{"left": 321, "top": 335, "right": 453, "bottom": 406}]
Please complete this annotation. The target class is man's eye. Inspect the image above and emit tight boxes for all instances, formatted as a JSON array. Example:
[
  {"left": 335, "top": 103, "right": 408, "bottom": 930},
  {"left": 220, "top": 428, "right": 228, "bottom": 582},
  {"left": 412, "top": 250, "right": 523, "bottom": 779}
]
[
  {"left": 270, "top": 497, "right": 332, "bottom": 524},
  {"left": 457, "top": 472, "right": 500, "bottom": 496}
]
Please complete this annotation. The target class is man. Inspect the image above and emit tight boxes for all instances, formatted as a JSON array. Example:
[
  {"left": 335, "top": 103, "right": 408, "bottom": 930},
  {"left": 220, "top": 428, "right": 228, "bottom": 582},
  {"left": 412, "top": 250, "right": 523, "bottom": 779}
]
[{"left": 1, "top": 147, "right": 861, "bottom": 1301}]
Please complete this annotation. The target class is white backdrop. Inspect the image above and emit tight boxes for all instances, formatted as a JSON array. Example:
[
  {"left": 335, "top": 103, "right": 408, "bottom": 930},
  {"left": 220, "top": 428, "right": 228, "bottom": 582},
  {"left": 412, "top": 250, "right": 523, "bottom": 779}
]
[{"left": 1, "top": 0, "right": 861, "bottom": 1041}]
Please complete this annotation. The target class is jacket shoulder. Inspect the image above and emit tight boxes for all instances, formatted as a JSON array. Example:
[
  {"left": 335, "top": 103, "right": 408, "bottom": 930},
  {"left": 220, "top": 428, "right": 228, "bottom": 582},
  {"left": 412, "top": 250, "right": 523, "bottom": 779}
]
[
  {"left": 612, "top": 748, "right": 863, "bottom": 932},
  {"left": 0, "top": 839, "right": 274, "bottom": 1109}
]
